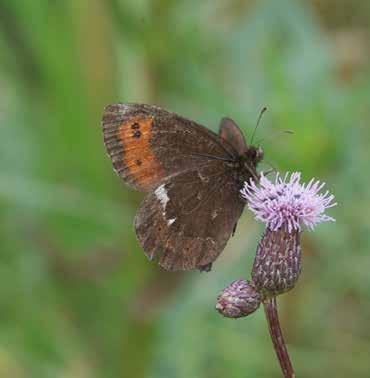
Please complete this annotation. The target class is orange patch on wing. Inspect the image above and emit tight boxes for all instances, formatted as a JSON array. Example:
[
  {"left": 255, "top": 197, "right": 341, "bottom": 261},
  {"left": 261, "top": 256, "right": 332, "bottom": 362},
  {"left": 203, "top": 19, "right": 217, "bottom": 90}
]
[{"left": 118, "top": 116, "right": 165, "bottom": 190}]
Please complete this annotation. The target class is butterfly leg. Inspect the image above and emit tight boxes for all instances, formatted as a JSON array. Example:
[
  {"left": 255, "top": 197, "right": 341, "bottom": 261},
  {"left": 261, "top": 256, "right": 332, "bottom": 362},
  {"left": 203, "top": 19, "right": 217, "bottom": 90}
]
[
  {"left": 264, "top": 169, "right": 275, "bottom": 176},
  {"left": 198, "top": 262, "right": 212, "bottom": 272}
]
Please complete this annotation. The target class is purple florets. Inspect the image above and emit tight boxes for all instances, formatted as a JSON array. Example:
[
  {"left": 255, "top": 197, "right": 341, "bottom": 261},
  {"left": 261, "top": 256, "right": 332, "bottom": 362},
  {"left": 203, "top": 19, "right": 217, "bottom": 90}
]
[{"left": 241, "top": 172, "right": 336, "bottom": 233}]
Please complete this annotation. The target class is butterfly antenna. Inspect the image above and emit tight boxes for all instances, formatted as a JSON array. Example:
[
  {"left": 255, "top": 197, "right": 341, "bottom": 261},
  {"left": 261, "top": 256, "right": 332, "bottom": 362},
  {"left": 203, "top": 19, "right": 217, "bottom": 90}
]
[
  {"left": 256, "top": 129, "right": 293, "bottom": 146},
  {"left": 262, "top": 160, "right": 278, "bottom": 175},
  {"left": 250, "top": 106, "right": 267, "bottom": 145}
]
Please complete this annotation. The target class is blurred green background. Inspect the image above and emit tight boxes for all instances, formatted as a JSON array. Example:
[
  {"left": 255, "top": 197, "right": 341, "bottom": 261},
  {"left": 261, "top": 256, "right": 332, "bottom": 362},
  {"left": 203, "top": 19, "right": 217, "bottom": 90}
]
[{"left": 1, "top": 0, "right": 369, "bottom": 377}]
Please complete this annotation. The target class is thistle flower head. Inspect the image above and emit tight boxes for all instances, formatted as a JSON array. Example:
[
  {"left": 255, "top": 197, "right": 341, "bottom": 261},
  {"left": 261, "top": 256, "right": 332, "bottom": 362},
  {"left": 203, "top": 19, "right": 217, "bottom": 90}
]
[{"left": 241, "top": 172, "right": 336, "bottom": 233}]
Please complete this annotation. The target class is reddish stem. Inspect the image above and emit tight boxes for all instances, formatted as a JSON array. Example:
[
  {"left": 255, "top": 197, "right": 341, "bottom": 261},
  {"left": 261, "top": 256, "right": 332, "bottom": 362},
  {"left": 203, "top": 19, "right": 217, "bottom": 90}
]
[{"left": 263, "top": 297, "right": 295, "bottom": 378}]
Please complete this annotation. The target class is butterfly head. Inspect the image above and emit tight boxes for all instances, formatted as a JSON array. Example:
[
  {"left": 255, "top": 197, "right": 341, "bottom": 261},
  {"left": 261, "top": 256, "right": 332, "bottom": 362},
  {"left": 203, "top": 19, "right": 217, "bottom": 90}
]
[
  {"left": 244, "top": 145, "right": 264, "bottom": 166},
  {"left": 236, "top": 145, "right": 264, "bottom": 184}
]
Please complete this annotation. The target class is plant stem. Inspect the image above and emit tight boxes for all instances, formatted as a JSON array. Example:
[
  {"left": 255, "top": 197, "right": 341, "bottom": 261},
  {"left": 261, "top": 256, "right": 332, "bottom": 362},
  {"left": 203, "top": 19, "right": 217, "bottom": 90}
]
[{"left": 263, "top": 297, "right": 295, "bottom": 378}]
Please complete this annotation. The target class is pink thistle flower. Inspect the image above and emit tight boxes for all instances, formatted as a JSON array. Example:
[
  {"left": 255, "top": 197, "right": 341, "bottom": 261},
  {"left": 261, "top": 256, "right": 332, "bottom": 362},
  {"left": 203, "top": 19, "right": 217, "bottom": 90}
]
[
  {"left": 240, "top": 172, "right": 336, "bottom": 233},
  {"left": 216, "top": 171, "right": 337, "bottom": 376}
]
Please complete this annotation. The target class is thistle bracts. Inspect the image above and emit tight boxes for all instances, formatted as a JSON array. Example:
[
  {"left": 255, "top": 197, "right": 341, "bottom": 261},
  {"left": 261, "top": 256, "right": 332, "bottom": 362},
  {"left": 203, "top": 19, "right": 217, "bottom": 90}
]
[{"left": 252, "top": 227, "right": 301, "bottom": 298}]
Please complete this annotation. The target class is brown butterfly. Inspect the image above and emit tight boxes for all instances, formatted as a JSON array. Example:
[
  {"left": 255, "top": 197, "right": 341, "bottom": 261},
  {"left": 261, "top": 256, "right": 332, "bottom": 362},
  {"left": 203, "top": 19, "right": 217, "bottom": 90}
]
[{"left": 102, "top": 104, "right": 263, "bottom": 271}]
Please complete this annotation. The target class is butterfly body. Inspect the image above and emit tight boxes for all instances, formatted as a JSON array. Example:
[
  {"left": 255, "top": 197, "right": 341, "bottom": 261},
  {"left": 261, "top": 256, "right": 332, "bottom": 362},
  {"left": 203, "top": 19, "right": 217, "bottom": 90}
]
[{"left": 102, "top": 104, "right": 263, "bottom": 271}]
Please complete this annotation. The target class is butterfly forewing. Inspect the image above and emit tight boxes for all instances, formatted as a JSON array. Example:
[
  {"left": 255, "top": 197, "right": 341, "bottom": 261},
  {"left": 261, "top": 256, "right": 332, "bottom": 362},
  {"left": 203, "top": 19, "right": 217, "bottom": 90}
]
[{"left": 102, "top": 103, "right": 237, "bottom": 192}]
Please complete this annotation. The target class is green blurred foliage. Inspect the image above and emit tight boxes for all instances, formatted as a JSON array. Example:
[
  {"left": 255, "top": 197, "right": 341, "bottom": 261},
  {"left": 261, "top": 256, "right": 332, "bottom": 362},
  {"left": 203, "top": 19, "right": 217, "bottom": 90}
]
[{"left": 0, "top": 0, "right": 369, "bottom": 377}]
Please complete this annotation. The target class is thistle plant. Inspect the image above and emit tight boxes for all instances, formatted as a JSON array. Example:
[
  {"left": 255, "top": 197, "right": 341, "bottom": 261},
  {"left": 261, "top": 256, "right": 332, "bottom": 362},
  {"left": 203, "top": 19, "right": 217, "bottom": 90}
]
[{"left": 216, "top": 172, "right": 336, "bottom": 378}]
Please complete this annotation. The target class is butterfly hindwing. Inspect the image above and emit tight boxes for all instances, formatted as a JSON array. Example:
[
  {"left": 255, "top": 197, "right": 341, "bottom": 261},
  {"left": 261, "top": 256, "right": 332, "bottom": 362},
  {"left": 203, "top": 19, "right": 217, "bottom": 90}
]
[
  {"left": 134, "top": 161, "right": 245, "bottom": 271},
  {"left": 102, "top": 103, "right": 237, "bottom": 192}
]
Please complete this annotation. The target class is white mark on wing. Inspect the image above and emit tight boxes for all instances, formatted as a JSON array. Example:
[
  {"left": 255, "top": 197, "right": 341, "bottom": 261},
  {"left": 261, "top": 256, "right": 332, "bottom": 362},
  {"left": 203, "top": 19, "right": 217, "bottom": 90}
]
[
  {"left": 206, "top": 237, "right": 216, "bottom": 245},
  {"left": 155, "top": 184, "right": 169, "bottom": 211},
  {"left": 168, "top": 218, "right": 176, "bottom": 226},
  {"left": 211, "top": 209, "right": 218, "bottom": 220},
  {"left": 197, "top": 170, "right": 209, "bottom": 182}
]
